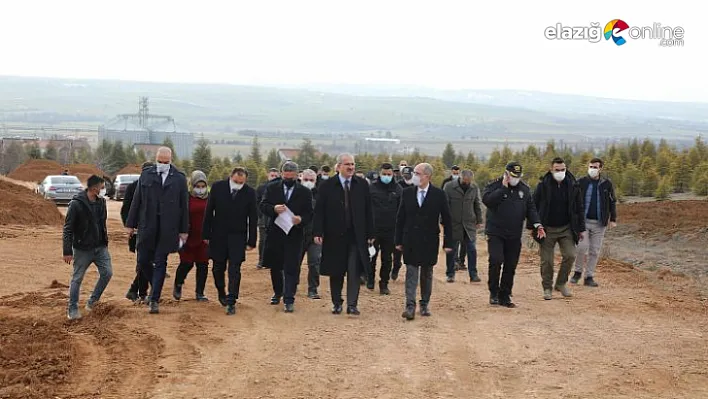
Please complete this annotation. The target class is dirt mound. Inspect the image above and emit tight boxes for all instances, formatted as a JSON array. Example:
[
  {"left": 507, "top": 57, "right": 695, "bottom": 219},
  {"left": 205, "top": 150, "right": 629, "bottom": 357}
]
[
  {"left": 49, "top": 280, "right": 69, "bottom": 289},
  {"left": 116, "top": 164, "right": 143, "bottom": 175},
  {"left": 0, "top": 291, "right": 68, "bottom": 309},
  {"left": 617, "top": 200, "right": 708, "bottom": 236},
  {"left": 0, "top": 315, "right": 75, "bottom": 399},
  {"left": 7, "top": 160, "right": 106, "bottom": 184},
  {"left": 0, "top": 180, "right": 64, "bottom": 226}
]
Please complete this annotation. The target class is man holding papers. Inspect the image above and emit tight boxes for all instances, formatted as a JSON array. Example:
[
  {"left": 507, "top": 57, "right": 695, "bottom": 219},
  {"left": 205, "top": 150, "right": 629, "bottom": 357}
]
[{"left": 260, "top": 161, "right": 313, "bottom": 313}]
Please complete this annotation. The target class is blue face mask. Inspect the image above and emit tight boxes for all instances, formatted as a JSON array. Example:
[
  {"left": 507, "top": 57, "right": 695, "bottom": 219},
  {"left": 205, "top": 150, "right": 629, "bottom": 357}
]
[{"left": 380, "top": 175, "right": 393, "bottom": 184}]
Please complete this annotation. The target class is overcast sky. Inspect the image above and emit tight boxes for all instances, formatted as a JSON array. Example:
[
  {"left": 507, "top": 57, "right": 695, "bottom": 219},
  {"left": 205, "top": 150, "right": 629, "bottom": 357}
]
[{"left": 0, "top": 0, "right": 703, "bottom": 102}]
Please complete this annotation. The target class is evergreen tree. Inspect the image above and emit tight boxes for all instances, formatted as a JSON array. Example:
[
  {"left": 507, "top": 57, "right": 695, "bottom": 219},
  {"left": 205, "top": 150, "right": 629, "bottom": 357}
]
[
  {"left": 622, "top": 164, "right": 642, "bottom": 196},
  {"left": 265, "top": 148, "right": 280, "bottom": 169},
  {"left": 44, "top": 143, "right": 58, "bottom": 161},
  {"left": 441, "top": 143, "right": 456, "bottom": 168},
  {"left": 654, "top": 176, "right": 671, "bottom": 200},
  {"left": 125, "top": 142, "right": 138, "bottom": 165},
  {"left": 26, "top": 143, "right": 41, "bottom": 159},
  {"left": 640, "top": 138, "right": 657, "bottom": 160},
  {"left": 669, "top": 154, "right": 691, "bottom": 193},
  {"left": 249, "top": 135, "right": 263, "bottom": 165},
  {"left": 192, "top": 136, "right": 213, "bottom": 175},
  {"left": 0, "top": 141, "right": 27, "bottom": 174},
  {"left": 628, "top": 138, "right": 641, "bottom": 164},
  {"left": 162, "top": 137, "right": 178, "bottom": 162},
  {"left": 94, "top": 139, "right": 114, "bottom": 172},
  {"left": 296, "top": 139, "right": 318, "bottom": 167},
  {"left": 108, "top": 140, "right": 128, "bottom": 174},
  {"left": 233, "top": 152, "right": 243, "bottom": 164},
  {"left": 639, "top": 168, "right": 659, "bottom": 197},
  {"left": 690, "top": 161, "right": 708, "bottom": 195}
]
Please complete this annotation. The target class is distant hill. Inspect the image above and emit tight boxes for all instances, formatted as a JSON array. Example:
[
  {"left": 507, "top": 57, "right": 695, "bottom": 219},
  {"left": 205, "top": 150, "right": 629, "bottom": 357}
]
[{"left": 0, "top": 76, "right": 705, "bottom": 141}]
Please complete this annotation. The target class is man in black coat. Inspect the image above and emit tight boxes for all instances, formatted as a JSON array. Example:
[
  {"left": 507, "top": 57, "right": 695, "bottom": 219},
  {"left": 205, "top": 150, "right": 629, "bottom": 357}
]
[
  {"left": 483, "top": 162, "right": 544, "bottom": 308},
  {"left": 532, "top": 157, "right": 586, "bottom": 301},
  {"left": 313, "top": 153, "right": 374, "bottom": 316},
  {"left": 126, "top": 147, "right": 189, "bottom": 314},
  {"left": 299, "top": 169, "right": 322, "bottom": 299},
  {"left": 202, "top": 166, "right": 258, "bottom": 315},
  {"left": 121, "top": 161, "right": 153, "bottom": 303},
  {"left": 396, "top": 163, "right": 453, "bottom": 321},
  {"left": 256, "top": 168, "right": 280, "bottom": 269},
  {"left": 391, "top": 166, "right": 415, "bottom": 280},
  {"left": 260, "top": 161, "right": 313, "bottom": 312},
  {"left": 368, "top": 162, "right": 402, "bottom": 295}
]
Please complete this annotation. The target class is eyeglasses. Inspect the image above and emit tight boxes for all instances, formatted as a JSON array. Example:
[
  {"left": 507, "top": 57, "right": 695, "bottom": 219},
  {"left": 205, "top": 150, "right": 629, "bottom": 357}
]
[{"left": 302, "top": 179, "right": 315, "bottom": 182}]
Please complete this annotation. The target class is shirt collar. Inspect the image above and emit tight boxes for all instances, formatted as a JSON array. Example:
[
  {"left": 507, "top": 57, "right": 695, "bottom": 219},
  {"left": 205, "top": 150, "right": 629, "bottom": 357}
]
[
  {"left": 417, "top": 184, "right": 429, "bottom": 192},
  {"left": 338, "top": 174, "right": 351, "bottom": 185}
]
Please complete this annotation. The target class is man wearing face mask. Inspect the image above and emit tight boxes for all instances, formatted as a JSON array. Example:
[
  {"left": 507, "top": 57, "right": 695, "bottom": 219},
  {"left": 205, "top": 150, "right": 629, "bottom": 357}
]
[
  {"left": 392, "top": 165, "right": 415, "bottom": 280},
  {"left": 316, "top": 165, "right": 331, "bottom": 188},
  {"left": 532, "top": 157, "right": 586, "bottom": 301},
  {"left": 261, "top": 161, "right": 314, "bottom": 312},
  {"left": 126, "top": 147, "right": 189, "bottom": 315},
  {"left": 202, "top": 166, "right": 258, "bottom": 315},
  {"left": 256, "top": 168, "right": 281, "bottom": 269},
  {"left": 441, "top": 165, "right": 461, "bottom": 190},
  {"left": 299, "top": 169, "right": 322, "bottom": 299},
  {"left": 368, "top": 163, "right": 402, "bottom": 294},
  {"left": 572, "top": 158, "right": 617, "bottom": 287},
  {"left": 444, "top": 169, "right": 484, "bottom": 283},
  {"left": 63, "top": 175, "right": 112, "bottom": 320},
  {"left": 483, "top": 162, "right": 544, "bottom": 308}
]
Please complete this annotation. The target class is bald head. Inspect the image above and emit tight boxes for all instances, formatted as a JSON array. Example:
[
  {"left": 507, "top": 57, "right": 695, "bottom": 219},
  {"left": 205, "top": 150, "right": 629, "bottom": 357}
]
[
  {"left": 413, "top": 163, "right": 433, "bottom": 188},
  {"left": 156, "top": 146, "right": 172, "bottom": 164}
]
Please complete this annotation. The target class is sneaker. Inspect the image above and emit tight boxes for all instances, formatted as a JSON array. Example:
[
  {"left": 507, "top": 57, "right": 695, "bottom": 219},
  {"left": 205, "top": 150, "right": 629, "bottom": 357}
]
[
  {"left": 67, "top": 308, "right": 82, "bottom": 320},
  {"left": 446, "top": 276, "right": 455, "bottom": 283},
  {"left": 584, "top": 277, "right": 599, "bottom": 287},
  {"left": 570, "top": 272, "right": 582, "bottom": 284},
  {"left": 555, "top": 285, "right": 573, "bottom": 297},
  {"left": 138, "top": 296, "right": 148, "bottom": 305},
  {"left": 85, "top": 301, "right": 95, "bottom": 312},
  {"left": 543, "top": 289, "right": 553, "bottom": 300},
  {"left": 489, "top": 294, "right": 500, "bottom": 305},
  {"left": 149, "top": 301, "right": 159, "bottom": 314},
  {"left": 420, "top": 305, "right": 431, "bottom": 317}
]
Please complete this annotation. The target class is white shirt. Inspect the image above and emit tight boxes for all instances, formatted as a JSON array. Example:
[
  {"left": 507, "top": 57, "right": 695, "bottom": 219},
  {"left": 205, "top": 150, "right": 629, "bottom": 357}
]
[
  {"left": 417, "top": 184, "right": 429, "bottom": 206},
  {"left": 159, "top": 170, "right": 168, "bottom": 185},
  {"left": 229, "top": 180, "right": 242, "bottom": 192},
  {"left": 283, "top": 183, "right": 294, "bottom": 201}
]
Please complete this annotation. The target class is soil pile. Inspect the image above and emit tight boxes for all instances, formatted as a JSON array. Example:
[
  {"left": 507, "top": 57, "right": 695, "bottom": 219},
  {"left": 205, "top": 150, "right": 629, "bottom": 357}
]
[
  {"left": 616, "top": 200, "right": 708, "bottom": 236},
  {"left": 116, "top": 164, "right": 143, "bottom": 175},
  {"left": 7, "top": 160, "right": 106, "bottom": 184},
  {"left": 0, "top": 180, "right": 64, "bottom": 226}
]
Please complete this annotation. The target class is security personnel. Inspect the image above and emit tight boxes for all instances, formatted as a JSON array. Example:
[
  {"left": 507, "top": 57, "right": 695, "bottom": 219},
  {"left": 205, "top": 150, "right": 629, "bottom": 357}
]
[
  {"left": 482, "top": 162, "right": 545, "bottom": 308},
  {"left": 392, "top": 166, "right": 415, "bottom": 280}
]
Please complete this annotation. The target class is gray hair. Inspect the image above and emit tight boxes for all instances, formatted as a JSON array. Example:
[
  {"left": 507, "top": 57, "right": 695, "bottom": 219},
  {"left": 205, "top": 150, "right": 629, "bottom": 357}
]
[
  {"left": 460, "top": 169, "right": 474, "bottom": 179},
  {"left": 156, "top": 146, "right": 172, "bottom": 156},
  {"left": 282, "top": 161, "right": 299, "bottom": 173},
  {"left": 336, "top": 153, "right": 355, "bottom": 164},
  {"left": 417, "top": 163, "right": 433, "bottom": 177},
  {"left": 302, "top": 169, "right": 317, "bottom": 179}
]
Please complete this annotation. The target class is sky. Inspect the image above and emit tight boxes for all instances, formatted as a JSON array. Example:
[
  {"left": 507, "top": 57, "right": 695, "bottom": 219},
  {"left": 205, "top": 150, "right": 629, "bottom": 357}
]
[{"left": 0, "top": 0, "right": 704, "bottom": 102}]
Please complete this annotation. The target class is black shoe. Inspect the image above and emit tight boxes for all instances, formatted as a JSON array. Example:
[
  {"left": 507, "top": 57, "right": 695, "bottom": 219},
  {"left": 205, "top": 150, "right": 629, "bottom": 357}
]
[
  {"left": 420, "top": 306, "right": 431, "bottom": 317},
  {"left": 332, "top": 304, "right": 343, "bottom": 314},
  {"left": 284, "top": 303, "right": 294, "bottom": 313},
  {"left": 347, "top": 306, "right": 360, "bottom": 315},
  {"left": 446, "top": 276, "right": 455, "bottom": 283},
  {"left": 196, "top": 294, "right": 209, "bottom": 302},
  {"left": 584, "top": 277, "right": 599, "bottom": 287},
  {"left": 570, "top": 271, "right": 582, "bottom": 284},
  {"left": 218, "top": 292, "right": 227, "bottom": 307},
  {"left": 391, "top": 269, "right": 399, "bottom": 281},
  {"left": 401, "top": 308, "right": 415, "bottom": 320},
  {"left": 359, "top": 276, "right": 366, "bottom": 285},
  {"left": 138, "top": 296, "right": 148, "bottom": 305},
  {"left": 270, "top": 296, "right": 281, "bottom": 305},
  {"left": 173, "top": 284, "right": 183, "bottom": 301},
  {"left": 126, "top": 290, "right": 138, "bottom": 301},
  {"left": 226, "top": 304, "right": 236, "bottom": 315},
  {"left": 366, "top": 280, "right": 375, "bottom": 290},
  {"left": 307, "top": 291, "right": 321, "bottom": 299},
  {"left": 379, "top": 284, "right": 391, "bottom": 295},
  {"left": 149, "top": 301, "right": 159, "bottom": 314},
  {"left": 489, "top": 295, "right": 500, "bottom": 305},
  {"left": 499, "top": 299, "right": 516, "bottom": 308},
  {"left": 470, "top": 275, "right": 482, "bottom": 283}
]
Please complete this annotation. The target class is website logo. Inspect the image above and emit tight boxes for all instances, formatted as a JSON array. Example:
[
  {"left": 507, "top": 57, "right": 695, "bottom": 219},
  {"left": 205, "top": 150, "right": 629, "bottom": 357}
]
[
  {"left": 604, "top": 19, "right": 630, "bottom": 46},
  {"left": 544, "top": 20, "right": 684, "bottom": 47}
]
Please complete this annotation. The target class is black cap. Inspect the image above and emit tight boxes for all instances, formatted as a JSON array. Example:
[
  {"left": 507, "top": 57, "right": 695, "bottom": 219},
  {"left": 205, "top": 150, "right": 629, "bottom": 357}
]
[
  {"left": 451, "top": 165, "right": 460, "bottom": 170},
  {"left": 505, "top": 162, "right": 523, "bottom": 178},
  {"left": 309, "top": 165, "right": 318, "bottom": 172},
  {"left": 401, "top": 166, "right": 413, "bottom": 176},
  {"left": 393, "top": 167, "right": 400, "bottom": 172},
  {"left": 321, "top": 165, "right": 331, "bottom": 173}
]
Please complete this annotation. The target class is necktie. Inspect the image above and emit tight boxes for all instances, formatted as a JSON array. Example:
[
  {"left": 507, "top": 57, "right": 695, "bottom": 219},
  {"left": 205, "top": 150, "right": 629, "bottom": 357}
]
[
  {"left": 419, "top": 190, "right": 426, "bottom": 207},
  {"left": 285, "top": 187, "right": 292, "bottom": 202},
  {"left": 231, "top": 188, "right": 238, "bottom": 199},
  {"left": 344, "top": 180, "right": 351, "bottom": 226}
]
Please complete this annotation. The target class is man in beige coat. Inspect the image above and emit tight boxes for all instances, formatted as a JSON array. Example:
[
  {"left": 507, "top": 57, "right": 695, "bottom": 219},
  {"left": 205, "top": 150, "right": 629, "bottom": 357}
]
[{"left": 443, "top": 169, "right": 483, "bottom": 283}]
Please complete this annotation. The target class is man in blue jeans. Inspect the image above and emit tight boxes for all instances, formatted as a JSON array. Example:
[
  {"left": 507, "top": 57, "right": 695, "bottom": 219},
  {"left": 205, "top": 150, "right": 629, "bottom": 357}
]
[
  {"left": 63, "top": 175, "right": 113, "bottom": 320},
  {"left": 443, "top": 169, "right": 484, "bottom": 283}
]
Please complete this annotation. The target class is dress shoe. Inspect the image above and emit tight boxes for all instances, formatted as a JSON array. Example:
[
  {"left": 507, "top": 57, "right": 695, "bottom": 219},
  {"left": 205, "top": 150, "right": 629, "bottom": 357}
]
[
  {"left": 391, "top": 268, "right": 399, "bottom": 281},
  {"left": 284, "top": 303, "right": 294, "bottom": 313},
  {"left": 379, "top": 284, "right": 391, "bottom": 295},
  {"left": 584, "top": 277, "right": 599, "bottom": 287},
  {"left": 420, "top": 306, "right": 431, "bottom": 317},
  {"left": 218, "top": 294, "right": 227, "bottom": 307},
  {"left": 470, "top": 275, "right": 482, "bottom": 283},
  {"left": 346, "top": 306, "right": 360, "bottom": 315},
  {"left": 570, "top": 271, "right": 582, "bottom": 284},
  {"left": 332, "top": 304, "right": 343, "bottom": 314},
  {"left": 401, "top": 308, "right": 415, "bottom": 320},
  {"left": 366, "top": 280, "right": 375, "bottom": 290},
  {"left": 149, "top": 301, "right": 159, "bottom": 314},
  {"left": 270, "top": 296, "right": 281, "bottom": 305},
  {"left": 196, "top": 294, "right": 209, "bottom": 302},
  {"left": 226, "top": 304, "right": 236, "bottom": 315},
  {"left": 446, "top": 276, "right": 455, "bottom": 283},
  {"left": 307, "top": 291, "right": 321, "bottom": 299},
  {"left": 489, "top": 295, "right": 500, "bottom": 305},
  {"left": 500, "top": 301, "right": 517, "bottom": 308},
  {"left": 173, "top": 284, "right": 183, "bottom": 301},
  {"left": 125, "top": 290, "right": 138, "bottom": 301}
]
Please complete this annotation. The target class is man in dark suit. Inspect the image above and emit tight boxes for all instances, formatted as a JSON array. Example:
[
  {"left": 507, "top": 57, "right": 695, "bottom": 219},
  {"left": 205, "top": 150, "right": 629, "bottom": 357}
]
[
  {"left": 121, "top": 161, "right": 153, "bottom": 303},
  {"left": 126, "top": 147, "right": 189, "bottom": 314},
  {"left": 391, "top": 166, "right": 415, "bottom": 280},
  {"left": 256, "top": 168, "right": 280, "bottom": 269},
  {"left": 396, "top": 163, "right": 453, "bottom": 321},
  {"left": 202, "top": 166, "right": 258, "bottom": 315},
  {"left": 314, "top": 153, "right": 374, "bottom": 316},
  {"left": 260, "top": 161, "right": 313, "bottom": 312},
  {"left": 368, "top": 163, "right": 402, "bottom": 294}
]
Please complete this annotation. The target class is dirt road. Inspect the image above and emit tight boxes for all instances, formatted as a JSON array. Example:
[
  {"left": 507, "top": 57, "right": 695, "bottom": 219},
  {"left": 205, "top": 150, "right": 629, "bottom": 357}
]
[{"left": 1, "top": 202, "right": 707, "bottom": 399}]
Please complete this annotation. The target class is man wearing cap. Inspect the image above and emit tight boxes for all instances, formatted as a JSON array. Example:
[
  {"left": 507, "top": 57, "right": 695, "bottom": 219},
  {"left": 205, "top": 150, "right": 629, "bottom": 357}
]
[
  {"left": 441, "top": 165, "right": 461, "bottom": 189},
  {"left": 314, "top": 153, "right": 374, "bottom": 316},
  {"left": 368, "top": 163, "right": 402, "bottom": 294},
  {"left": 256, "top": 168, "right": 281, "bottom": 269},
  {"left": 202, "top": 166, "right": 258, "bottom": 315},
  {"left": 482, "top": 161, "right": 544, "bottom": 308},
  {"left": 391, "top": 165, "right": 415, "bottom": 280},
  {"left": 532, "top": 157, "right": 585, "bottom": 301},
  {"left": 316, "top": 165, "right": 331, "bottom": 187},
  {"left": 261, "top": 161, "right": 313, "bottom": 312}
]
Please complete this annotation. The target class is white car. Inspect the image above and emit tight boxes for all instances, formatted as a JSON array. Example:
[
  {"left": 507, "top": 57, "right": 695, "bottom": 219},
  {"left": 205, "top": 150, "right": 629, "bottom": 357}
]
[{"left": 37, "top": 175, "right": 84, "bottom": 205}]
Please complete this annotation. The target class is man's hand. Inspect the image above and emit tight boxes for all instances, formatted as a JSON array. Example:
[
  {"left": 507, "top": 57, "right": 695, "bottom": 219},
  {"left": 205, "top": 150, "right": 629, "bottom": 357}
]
[
  {"left": 443, "top": 247, "right": 453, "bottom": 253},
  {"left": 502, "top": 173, "right": 510, "bottom": 188},
  {"left": 314, "top": 236, "right": 323, "bottom": 245},
  {"left": 396, "top": 245, "right": 403, "bottom": 251},
  {"left": 368, "top": 238, "right": 375, "bottom": 245},
  {"left": 536, "top": 226, "right": 546, "bottom": 239},
  {"left": 179, "top": 233, "right": 188, "bottom": 242},
  {"left": 274, "top": 204, "right": 287, "bottom": 214},
  {"left": 125, "top": 227, "right": 136, "bottom": 236},
  {"left": 476, "top": 224, "right": 484, "bottom": 229},
  {"left": 63, "top": 255, "right": 73, "bottom": 264},
  {"left": 578, "top": 231, "right": 585, "bottom": 242},
  {"left": 246, "top": 245, "right": 255, "bottom": 251},
  {"left": 610, "top": 221, "right": 617, "bottom": 229},
  {"left": 292, "top": 215, "right": 302, "bottom": 225}
]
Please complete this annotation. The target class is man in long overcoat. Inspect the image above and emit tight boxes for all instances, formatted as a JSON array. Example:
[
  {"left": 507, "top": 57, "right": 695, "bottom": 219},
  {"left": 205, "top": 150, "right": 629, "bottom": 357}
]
[{"left": 313, "top": 153, "right": 374, "bottom": 316}]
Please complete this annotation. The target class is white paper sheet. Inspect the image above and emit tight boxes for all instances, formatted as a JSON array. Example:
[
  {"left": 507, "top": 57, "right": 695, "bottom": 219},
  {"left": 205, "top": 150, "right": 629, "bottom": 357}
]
[{"left": 275, "top": 207, "right": 296, "bottom": 235}]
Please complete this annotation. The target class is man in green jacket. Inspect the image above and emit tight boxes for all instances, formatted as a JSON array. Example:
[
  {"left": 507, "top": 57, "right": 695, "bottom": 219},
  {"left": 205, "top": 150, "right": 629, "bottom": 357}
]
[{"left": 443, "top": 169, "right": 484, "bottom": 283}]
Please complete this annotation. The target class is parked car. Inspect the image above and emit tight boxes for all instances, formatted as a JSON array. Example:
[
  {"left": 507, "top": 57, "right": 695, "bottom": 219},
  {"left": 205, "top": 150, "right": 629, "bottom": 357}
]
[
  {"left": 112, "top": 174, "right": 140, "bottom": 200},
  {"left": 37, "top": 175, "right": 84, "bottom": 205}
]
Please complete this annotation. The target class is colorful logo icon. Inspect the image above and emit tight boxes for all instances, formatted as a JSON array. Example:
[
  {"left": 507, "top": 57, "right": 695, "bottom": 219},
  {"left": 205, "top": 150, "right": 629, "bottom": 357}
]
[{"left": 604, "top": 19, "right": 630, "bottom": 45}]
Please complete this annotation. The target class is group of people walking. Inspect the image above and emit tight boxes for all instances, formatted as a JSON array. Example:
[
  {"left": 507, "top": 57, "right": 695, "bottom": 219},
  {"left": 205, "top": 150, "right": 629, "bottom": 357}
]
[{"left": 62, "top": 147, "right": 617, "bottom": 321}]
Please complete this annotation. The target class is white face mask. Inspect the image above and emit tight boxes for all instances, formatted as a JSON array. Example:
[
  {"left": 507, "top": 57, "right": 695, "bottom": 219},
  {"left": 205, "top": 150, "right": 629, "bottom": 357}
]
[
  {"left": 302, "top": 181, "right": 315, "bottom": 190},
  {"left": 553, "top": 171, "right": 566, "bottom": 182},
  {"left": 509, "top": 177, "right": 520, "bottom": 186},
  {"left": 194, "top": 187, "right": 207, "bottom": 196},
  {"left": 233, "top": 183, "right": 244, "bottom": 190},
  {"left": 156, "top": 163, "right": 170, "bottom": 174},
  {"left": 99, "top": 188, "right": 106, "bottom": 197},
  {"left": 588, "top": 168, "right": 600, "bottom": 178},
  {"left": 452, "top": 175, "right": 459, "bottom": 180},
  {"left": 321, "top": 175, "right": 329, "bottom": 180},
  {"left": 411, "top": 174, "right": 422, "bottom": 186},
  {"left": 404, "top": 178, "right": 413, "bottom": 185}
]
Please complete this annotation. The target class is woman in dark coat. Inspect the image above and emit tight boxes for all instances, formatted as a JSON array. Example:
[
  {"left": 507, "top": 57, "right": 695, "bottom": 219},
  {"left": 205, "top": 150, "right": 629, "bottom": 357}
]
[{"left": 173, "top": 171, "right": 210, "bottom": 302}]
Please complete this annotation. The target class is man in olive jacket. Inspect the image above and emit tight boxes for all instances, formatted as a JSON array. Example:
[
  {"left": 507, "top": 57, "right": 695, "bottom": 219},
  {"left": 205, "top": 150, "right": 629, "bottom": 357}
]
[{"left": 443, "top": 169, "right": 484, "bottom": 283}]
